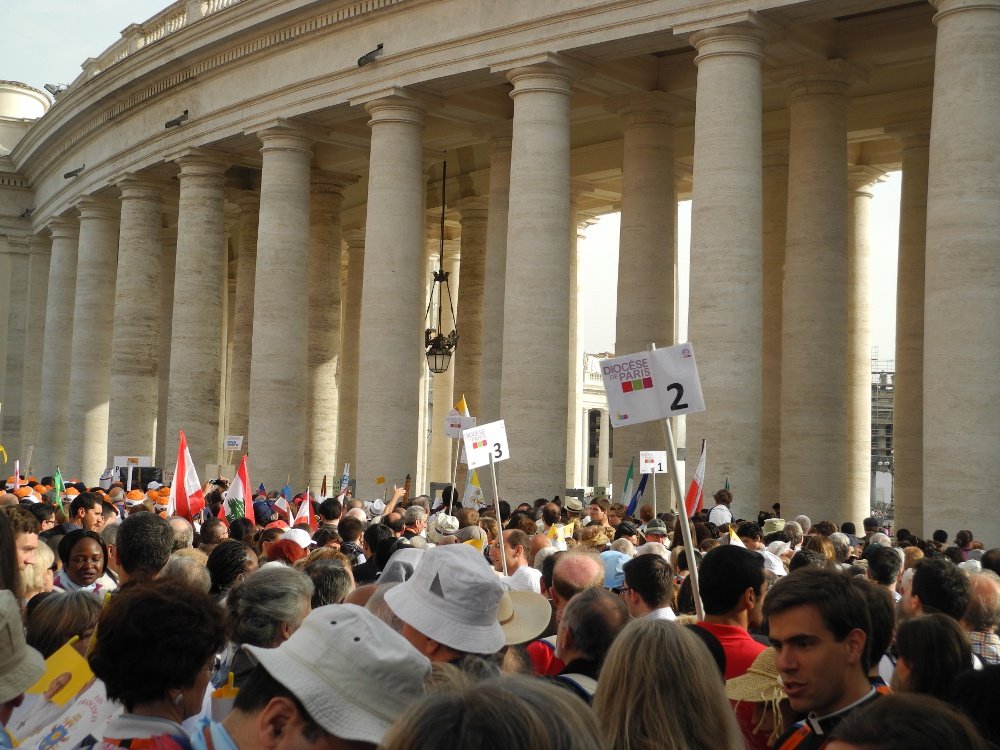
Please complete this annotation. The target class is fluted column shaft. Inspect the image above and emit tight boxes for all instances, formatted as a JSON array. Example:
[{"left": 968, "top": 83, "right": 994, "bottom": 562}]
[
  {"left": 226, "top": 193, "right": 258, "bottom": 452},
  {"left": 37, "top": 218, "right": 79, "bottom": 472},
  {"left": 686, "top": 27, "right": 767, "bottom": 515},
  {"left": 166, "top": 153, "right": 228, "bottom": 472},
  {"left": 248, "top": 128, "right": 313, "bottom": 489},
  {"left": 108, "top": 178, "right": 163, "bottom": 461},
  {"left": 337, "top": 230, "right": 364, "bottom": 472},
  {"left": 306, "top": 171, "right": 356, "bottom": 489},
  {"left": 847, "top": 166, "right": 883, "bottom": 518},
  {"left": 479, "top": 131, "right": 512, "bottom": 426},
  {"left": 780, "top": 65, "right": 853, "bottom": 524},
  {"left": 356, "top": 96, "right": 426, "bottom": 498},
  {"left": 608, "top": 94, "right": 678, "bottom": 489},
  {"left": 892, "top": 131, "right": 929, "bottom": 534},
  {"left": 66, "top": 198, "right": 120, "bottom": 481},
  {"left": 500, "top": 64, "right": 573, "bottom": 499},
  {"left": 923, "top": 0, "right": 1000, "bottom": 542},
  {"left": 21, "top": 238, "right": 51, "bottom": 465}
]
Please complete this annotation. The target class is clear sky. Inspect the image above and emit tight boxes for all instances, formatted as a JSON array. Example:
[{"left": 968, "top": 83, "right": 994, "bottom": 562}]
[{"left": 4, "top": 1, "right": 901, "bottom": 365}]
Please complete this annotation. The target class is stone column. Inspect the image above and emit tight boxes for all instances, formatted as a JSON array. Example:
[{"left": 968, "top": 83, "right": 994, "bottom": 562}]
[
  {"left": 20, "top": 237, "right": 51, "bottom": 466},
  {"left": 500, "top": 63, "right": 573, "bottom": 499},
  {"left": 337, "top": 230, "right": 364, "bottom": 471},
  {"left": 760, "top": 138, "right": 788, "bottom": 508},
  {"left": 156, "top": 226, "right": 177, "bottom": 469},
  {"left": 226, "top": 192, "right": 258, "bottom": 451},
  {"left": 479, "top": 128, "right": 512, "bottom": 425},
  {"left": 597, "top": 408, "right": 611, "bottom": 488},
  {"left": 780, "top": 63, "right": 853, "bottom": 524},
  {"left": 606, "top": 93, "right": 678, "bottom": 489},
  {"left": 686, "top": 26, "right": 767, "bottom": 516},
  {"left": 355, "top": 95, "right": 426, "bottom": 499},
  {"left": 428, "top": 240, "right": 461, "bottom": 484},
  {"left": 567, "top": 218, "right": 590, "bottom": 489},
  {"left": 453, "top": 202, "right": 488, "bottom": 416},
  {"left": 66, "top": 197, "right": 120, "bottom": 481},
  {"left": 306, "top": 172, "right": 357, "bottom": 489},
  {"left": 247, "top": 127, "right": 313, "bottom": 489},
  {"left": 891, "top": 128, "right": 929, "bottom": 534},
  {"left": 1, "top": 240, "right": 30, "bottom": 464},
  {"left": 0, "top": 248, "right": 9, "bottom": 404},
  {"left": 846, "top": 166, "right": 884, "bottom": 520},
  {"left": 923, "top": 0, "right": 1000, "bottom": 541},
  {"left": 37, "top": 217, "right": 79, "bottom": 472},
  {"left": 108, "top": 177, "right": 163, "bottom": 462},
  {"left": 165, "top": 152, "right": 228, "bottom": 473}
]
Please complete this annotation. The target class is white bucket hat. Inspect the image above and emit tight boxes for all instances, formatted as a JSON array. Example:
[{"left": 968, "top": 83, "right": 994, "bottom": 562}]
[
  {"left": 385, "top": 543, "right": 505, "bottom": 655},
  {"left": 244, "top": 604, "right": 430, "bottom": 746},
  {"left": 0, "top": 591, "right": 46, "bottom": 704}
]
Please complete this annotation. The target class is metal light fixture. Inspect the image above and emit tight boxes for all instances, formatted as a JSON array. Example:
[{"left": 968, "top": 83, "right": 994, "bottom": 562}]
[
  {"left": 423, "top": 159, "right": 458, "bottom": 374},
  {"left": 64, "top": 164, "right": 85, "bottom": 179}
]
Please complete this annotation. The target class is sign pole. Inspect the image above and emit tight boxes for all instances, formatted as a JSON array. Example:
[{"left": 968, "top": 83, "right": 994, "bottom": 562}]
[
  {"left": 448, "top": 439, "right": 460, "bottom": 515},
  {"left": 489, "top": 452, "right": 507, "bottom": 577},
  {"left": 652, "top": 473, "right": 657, "bottom": 516}
]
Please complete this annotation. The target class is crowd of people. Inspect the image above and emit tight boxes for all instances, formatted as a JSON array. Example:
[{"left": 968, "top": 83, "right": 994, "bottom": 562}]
[{"left": 1, "top": 474, "right": 999, "bottom": 749}]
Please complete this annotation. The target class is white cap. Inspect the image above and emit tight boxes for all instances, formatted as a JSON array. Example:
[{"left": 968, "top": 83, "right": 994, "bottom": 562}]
[{"left": 282, "top": 528, "right": 313, "bottom": 550}]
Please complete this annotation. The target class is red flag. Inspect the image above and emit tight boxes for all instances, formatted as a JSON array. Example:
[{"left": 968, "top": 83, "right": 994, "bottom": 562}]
[
  {"left": 684, "top": 439, "right": 707, "bottom": 518},
  {"left": 168, "top": 430, "right": 205, "bottom": 522},
  {"left": 223, "top": 455, "right": 255, "bottom": 525},
  {"left": 216, "top": 502, "right": 228, "bottom": 526}
]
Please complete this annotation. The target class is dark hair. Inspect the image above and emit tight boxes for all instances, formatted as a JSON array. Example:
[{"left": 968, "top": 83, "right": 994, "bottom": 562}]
[
  {"left": 541, "top": 550, "right": 561, "bottom": 589},
  {"left": 560, "top": 588, "right": 628, "bottom": 665},
  {"left": 812, "top": 520, "right": 837, "bottom": 537},
  {"left": 497, "top": 500, "right": 511, "bottom": 523},
  {"left": 338, "top": 516, "right": 363, "bottom": 543},
  {"left": 954, "top": 530, "right": 973, "bottom": 549},
  {"left": 57, "top": 529, "right": 109, "bottom": 583},
  {"left": 911, "top": 557, "right": 971, "bottom": 621},
  {"left": 713, "top": 489, "right": 732, "bottom": 506},
  {"left": 948, "top": 666, "right": 1000, "bottom": 747},
  {"left": 305, "top": 559, "right": 353, "bottom": 607},
  {"left": 116, "top": 512, "right": 174, "bottom": 576},
  {"left": 698, "top": 545, "right": 765, "bottom": 615},
  {"left": 318, "top": 497, "right": 342, "bottom": 522},
  {"left": 311, "top": 527, "right": 342, "bottom": 548},
  {"left": 88, "top": 581, "right": 226, "bottom": 710},
  {"left": 28, "top": 503, "right": 56, "bottom": 525},
  {"left": 0, "top": 512, "right": 21, "bottom": 600},
  {"left": 26, "top": 590, "right": 101, "bottom": 658},
  {"left": 374, "top": 538, "right": 407, "bottom": 570},
  {"left": 735, "top": 522, "right": 761, "bottom": 542},
  {"left": 234, "top": 665, "right": 325, "bottom": 740},
  {"left": 763, "top": 567, "right": 873, "bottom": 671},
  {"left": 932, "top": 529, "right": 949, "bottom": 544},
  {"left": 229, "top": 516, "right": 255, "bottom": 545},
  {"left": 589, "top": 497, "right": 610, "bottom": 513},
  {"left": 70, "top": 492, "right": 100, "bottom": 517},
  {"left": 896, "top": 614, "right": 972, "bottom": 700},
  {"left": 830, "top": 694, "right": 988, "bottom": 750},
  {"left": 542, "top": 503, "right": 561, "bottom": 526},
  {"left": 506, "top": 529, "right": 530, "bottom": 554},
  {"left": 3, "top": 504, "right": 40, "bottom": 536},
  {"left": 200, "top": 518, "right": 228, "bottom": 545},
  {"left": 364, "top": 521, "right": 394, "bottom": 551},
  {"left": 381, "top": 513, "right": 404, "bottom": 535},
  {"left": 841, "top": 522, "right": 857, "bottom": 535},
  {"left": 623, "top": 555, "right": 675, "bottom": 610},
  {"left": 207, "top": 539, "right": 256, "bottom": 595},
  {"left": 849, "top": 578, "right": 894, "bottom": 665},
  {"left": 981, "top": 548, "right": 1000, "bottom": 576},
  {"left": 867, "top": 545, "right": 903, "bottom": 586}
]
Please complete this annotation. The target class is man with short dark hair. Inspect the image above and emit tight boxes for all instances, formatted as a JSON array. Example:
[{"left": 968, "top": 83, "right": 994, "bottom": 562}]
[
  {"left": 862, "top": 517, "right": 879, "bottom": 542},
  {"left": 866, "top": 545, "right": 903, "bottom": 601},
  {"left": 62, "top": 492, "right": 102, "bottom": 533},
  {"left": 903, "top": 556, "right": 971, "bottom": 622},
  {"left": 199, "top": 517, "right": 229, "bottom": 557},
  {"left": 338, "top": 516, "right": 365, "bottom": 564},
  {"left": 708, "top": 488, "right": 734, "bottom": 527},
  {"left": 353, "top": 523, "right": 395, "bottom": 584},
  {"left": 765, "top": 567, "right": 876, "bottom": 750},
  {"left": 554, "top": 588, "right": 628, "bottom": 703},
  {"left": 492, "top": 529, "right": 542, "bottom": 593},
  {"left": 587, "top": 498, "right": 614, "bottom": 536},
  {"left": 2, "top": 505, "right": 40, "bottom": 570},
  {"left": 621, "top": 554, "right": 676, "bottom": 620},
  {"left": 114, "top": 512, "right": 175, "bottom": 584},
  {"left": 317, "top": 496, "right": 342, "bottom": 527}
]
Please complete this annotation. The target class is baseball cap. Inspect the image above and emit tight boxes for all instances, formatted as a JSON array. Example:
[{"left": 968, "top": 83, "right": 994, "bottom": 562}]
[
  {"left": 282, "top": 528, "right": 313, "bottom": 549},
  {"left": 385, "top": 543, "right": 505, "bottom": 655},
  {"left": 147, "top": 481, "right": 162, "bottom": 491},
  {"left": 600, "top": 550, "right": 632, "bottom": 589},
  {"left": 0, "top": 590, "right": 46, "bottom": 704},
  {"left": 244, "top": 604, "right": 430, "bottom": 745}
]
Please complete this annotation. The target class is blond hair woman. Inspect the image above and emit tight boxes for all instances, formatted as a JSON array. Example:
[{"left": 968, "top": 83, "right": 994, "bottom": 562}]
[{"left": 594, "top": 618, "right": 744, "bottom": 750}]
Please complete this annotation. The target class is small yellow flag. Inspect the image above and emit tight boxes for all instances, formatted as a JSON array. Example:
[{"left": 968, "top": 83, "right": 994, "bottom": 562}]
[{"left": 375, "top": 476, "right": 386, "bottom": 484}]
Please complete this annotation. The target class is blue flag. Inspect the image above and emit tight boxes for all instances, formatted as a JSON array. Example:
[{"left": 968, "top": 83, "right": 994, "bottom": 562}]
[{"left": 625, "top": 473, "right": 649, "bottom": 517}]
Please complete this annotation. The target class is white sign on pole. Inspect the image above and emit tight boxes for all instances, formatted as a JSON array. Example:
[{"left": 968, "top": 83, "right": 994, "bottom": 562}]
[
  {"left": 640, "top": 451, "right": 668, "bottom": 474},
  {"left": 461, "top": 420, "right": 510, "bottom": 470},
  {"left": 600, "top": 343, "right": 705, "bottom": 428},
  {"left": 225, "top": 435, "right": 244, "bottom": 451},
  {"left": 445, "top": 412, "right": 477, "bottom": 439}
]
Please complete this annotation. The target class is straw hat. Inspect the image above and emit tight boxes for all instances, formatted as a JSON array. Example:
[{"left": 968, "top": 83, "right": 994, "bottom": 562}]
[{"left": 724, "top": 647, "right": 787, "bottom": 742}]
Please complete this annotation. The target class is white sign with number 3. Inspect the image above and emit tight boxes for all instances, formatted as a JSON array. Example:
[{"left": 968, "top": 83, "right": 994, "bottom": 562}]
[{"left": 462, "top": 420, "right": 510, "bottom": 470}]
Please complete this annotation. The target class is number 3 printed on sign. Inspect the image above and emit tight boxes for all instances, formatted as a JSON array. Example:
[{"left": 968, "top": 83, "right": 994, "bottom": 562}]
[{"left": 494, "top": 443, "right": 503, "bottom": 459}]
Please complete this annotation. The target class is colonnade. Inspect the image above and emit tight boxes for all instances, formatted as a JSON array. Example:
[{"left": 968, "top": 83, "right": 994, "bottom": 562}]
[{"left": 1, "top": 0, "right": 998, "bottom": 541}]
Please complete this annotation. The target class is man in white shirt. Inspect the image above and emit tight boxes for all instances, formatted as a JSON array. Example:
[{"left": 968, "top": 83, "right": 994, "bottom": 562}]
[
  {"left": 492, "top": 529, "right": 543, "bottom": 593},
  {"left": 620, "top": 554, "right": 676, "bottom": 620}
]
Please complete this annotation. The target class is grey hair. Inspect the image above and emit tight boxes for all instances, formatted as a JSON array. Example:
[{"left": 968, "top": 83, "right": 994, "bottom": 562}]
[
  {"left": 794, "top": 515, "right": 811, "bottom": 535},
  {"left": 783, "top": 521, "right": 803, "bottom": 547},
  {"left": 533, "top": 545, "right": 558, "bottom": 572},
  {"left": 159, "top": 554, "right": 211, "bottom": 593},
  {"left": 403, "top": 506, "right": 427, "bottom": 526},
  {"left": 828, "top": 532, "right": 852, "bottom": 563},
  {"left": 964, "top": 570, "right": 1000, "bottom": 631},
  {"left": 101, "top": 521, "right": 121, "bottom": 547},
  {"left": 168, "top": 516, "right": 195, "bottom": 550},
  {"left": 610, "top": 538, "right": 636, "bottom": 557},
  {"left": 227, "top": 566, "right": 314, "bottom": 647}
]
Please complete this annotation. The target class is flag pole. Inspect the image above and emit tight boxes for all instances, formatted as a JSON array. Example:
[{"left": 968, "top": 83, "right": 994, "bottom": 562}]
[
  {"left": 489, "top": 452, "right": 507, "bottom": 577},
  {"left": 650, "top": 343, "right": 703, "bottom": 620},
  {"left": 448, "top": 439, "right": 460, "bottom": 515}
]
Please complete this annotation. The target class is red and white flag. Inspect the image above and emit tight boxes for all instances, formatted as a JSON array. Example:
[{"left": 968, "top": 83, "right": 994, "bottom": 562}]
[
  {"left": 168, "top": 430, "right": 205, "bottom": 522},
  {"left": 223, "top": 455, "right": 255, "bottom": 525},
  {"left": 292, "top": 487, "right": 316, "bottom": 530},
  {"left": 684, "top": 439, "right": 707, "bottom": 518},
  {"left": 273, "top": 495, "right": 291, "bottom": 521}
]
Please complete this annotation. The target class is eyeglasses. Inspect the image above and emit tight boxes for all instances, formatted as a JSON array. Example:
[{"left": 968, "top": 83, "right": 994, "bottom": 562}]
[
  {"left": 205, "top": 655, "right": 222, "bottom": 674},
  {"left": 617, "top": 586, "right": 633, "bottom": 596}
]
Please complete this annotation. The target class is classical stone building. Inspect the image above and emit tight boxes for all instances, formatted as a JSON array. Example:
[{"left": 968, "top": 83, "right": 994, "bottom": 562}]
[{"left": 0, "top": 0, "right": 997, "bottom": 542}]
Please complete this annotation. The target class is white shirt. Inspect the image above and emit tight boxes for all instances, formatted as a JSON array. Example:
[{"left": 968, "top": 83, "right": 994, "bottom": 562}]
[
  {"left": 502, "top": 564, "right": 543, "bottom": 593},
  {"left": 646, "top": 606, "right": 677, "bottom": 621}
]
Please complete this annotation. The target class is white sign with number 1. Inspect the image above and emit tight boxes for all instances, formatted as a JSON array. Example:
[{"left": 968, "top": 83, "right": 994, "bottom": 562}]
[
  {"left": 462, "top": 420, "right": 510, "bottom": 470},
  {"left": 640, "top": 451, "right": 668, "bottom": 474}
]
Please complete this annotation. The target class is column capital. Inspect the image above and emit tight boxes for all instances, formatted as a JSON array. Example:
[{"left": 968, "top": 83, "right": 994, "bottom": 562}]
[
  {"left": 343, "top": 228, "right": 366, "bottom": 249},
  {"left": 363, "top": 93, "right": 426, "bottom": 126},
  {"left": 847, "top": 165, "right": 887, "bottom": 196},
  {"left": 310, "top": 170, "right": 360, "bottom": 194},
  {"left": 690, "top": 24, "right": 769, "bottom": 63},
  {"left": 46, "top": 215, "right": 80, "bottom": 239},
  {"left": 452, "top": 196, "right": 489, "bottom": 218},
  {"left": 603, "top": 91, "right": 685, "bottom": 125},
  {"left": 75, "top": 195, "right": 121, "bottom": 221},
  {"left": 26, "top": 235, "right": 51, "bottom": 254},
  {"left": 3, "top": 236, "right": 31, "bottom": 254},
  {"left": 782, "top": 59, "right": 864, "bottom": 101},
  {"left": 506, "top": 63, "right": 574, "bottom": 98},
  {"left": 231, "top": 189, "right": 260, "bottom": 213},
  {"left": 932, "top": 0, "right": 1000, "bottom": 23},
  {"left": 171, "top": 148, "right": 232, "bottom": 177},
  {"left": 257, "top": 125, "right": 314, "bottom": 154},
  {"left": 115, "top": 175, "right": 167, "bottom": 203},
  {"left": 885, "top": 119, "right": 931, "bottom": 149}
]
